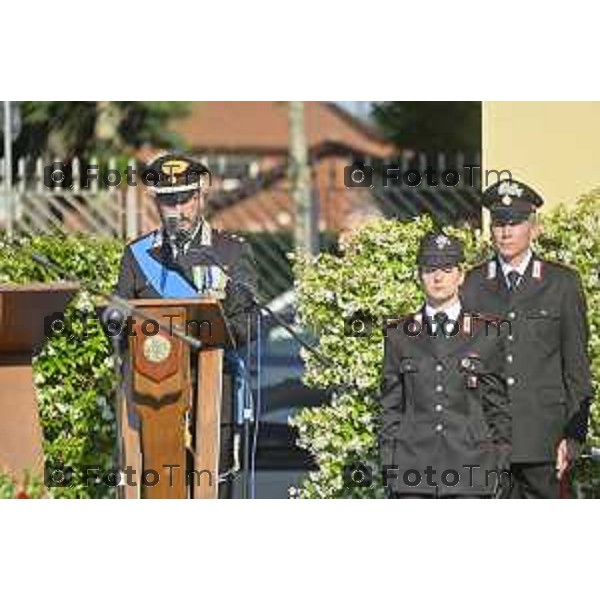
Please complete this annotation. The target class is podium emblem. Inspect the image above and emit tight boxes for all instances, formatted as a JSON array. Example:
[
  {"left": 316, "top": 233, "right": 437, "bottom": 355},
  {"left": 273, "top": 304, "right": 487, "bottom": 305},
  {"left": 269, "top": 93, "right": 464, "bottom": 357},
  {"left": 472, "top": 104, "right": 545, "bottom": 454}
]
[{"left": 143, "top": 335, "right": 172, "bottom": 364}]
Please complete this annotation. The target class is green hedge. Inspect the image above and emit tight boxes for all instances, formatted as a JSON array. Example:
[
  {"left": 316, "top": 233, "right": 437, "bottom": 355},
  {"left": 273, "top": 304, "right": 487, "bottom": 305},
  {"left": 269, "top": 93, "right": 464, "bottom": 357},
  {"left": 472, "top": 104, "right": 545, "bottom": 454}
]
[
  {"left": 291, "top": 191, "right": 600, "bottom": 498},
  {"left": 0, "top": 234, "right": 124, "bottom": 498}
]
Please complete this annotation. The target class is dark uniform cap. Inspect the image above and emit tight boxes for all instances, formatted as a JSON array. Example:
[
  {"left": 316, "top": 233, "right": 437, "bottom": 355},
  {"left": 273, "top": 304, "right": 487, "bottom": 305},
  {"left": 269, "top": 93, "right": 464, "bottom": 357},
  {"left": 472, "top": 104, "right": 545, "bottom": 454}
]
[
  {"left": 146, "top": 153, "right": 211, "bottom": 204},
  {"left": 482, "top": 179, "right": 543, "bottom": 225},
  {"left": 417, "top": 232, "right": 464, "bottom": 268}
]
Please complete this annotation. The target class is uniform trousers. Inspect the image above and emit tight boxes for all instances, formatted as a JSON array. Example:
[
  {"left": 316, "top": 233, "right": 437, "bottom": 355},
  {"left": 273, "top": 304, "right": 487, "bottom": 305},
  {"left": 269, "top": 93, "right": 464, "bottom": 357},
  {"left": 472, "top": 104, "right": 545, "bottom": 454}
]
[{"left": 504, "top": 462, "right": 560, "bottom": 499}]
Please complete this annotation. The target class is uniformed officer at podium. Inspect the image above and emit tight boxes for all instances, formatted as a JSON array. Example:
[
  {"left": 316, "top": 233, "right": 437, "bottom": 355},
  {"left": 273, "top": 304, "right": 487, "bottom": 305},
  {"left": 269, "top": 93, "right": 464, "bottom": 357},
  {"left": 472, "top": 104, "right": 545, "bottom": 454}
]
[{"left": 115, "top": 152, "right": 257, "bottom": 498}]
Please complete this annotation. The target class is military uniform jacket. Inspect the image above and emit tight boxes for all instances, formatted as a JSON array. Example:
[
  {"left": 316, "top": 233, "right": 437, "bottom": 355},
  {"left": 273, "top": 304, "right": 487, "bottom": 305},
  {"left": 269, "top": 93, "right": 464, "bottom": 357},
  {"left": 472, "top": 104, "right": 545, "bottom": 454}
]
[
  {"left": 462, "top": 254, "right": 594, "bottom": 462},
  {"left": 116, "top": 226, "right": 257, "bottom": 347},
  {"left": 380, "top": 310, "right": 511, "bottom": 497}
]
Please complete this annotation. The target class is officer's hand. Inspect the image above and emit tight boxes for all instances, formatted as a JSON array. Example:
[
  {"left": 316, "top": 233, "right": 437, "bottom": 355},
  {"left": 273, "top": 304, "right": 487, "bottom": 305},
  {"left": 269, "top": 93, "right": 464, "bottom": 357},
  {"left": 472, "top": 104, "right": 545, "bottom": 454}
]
[{"left": 555, "top": 438, "right": 581, "bottom": 480}]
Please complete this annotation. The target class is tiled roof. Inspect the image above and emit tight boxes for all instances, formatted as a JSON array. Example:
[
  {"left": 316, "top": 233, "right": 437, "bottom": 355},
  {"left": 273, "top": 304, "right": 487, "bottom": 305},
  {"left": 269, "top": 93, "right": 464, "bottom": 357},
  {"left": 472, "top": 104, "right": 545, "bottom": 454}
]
[{"left": 171, "top": 101, "right": 394, "bottom": 158}]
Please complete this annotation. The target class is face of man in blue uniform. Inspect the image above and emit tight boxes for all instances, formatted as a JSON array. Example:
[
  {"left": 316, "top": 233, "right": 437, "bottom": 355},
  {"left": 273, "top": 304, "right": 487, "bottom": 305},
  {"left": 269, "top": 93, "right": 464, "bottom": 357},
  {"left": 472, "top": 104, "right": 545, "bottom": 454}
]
[
  {"left": 156, "top": 189, "right": 205, "bottom": 237},
  {"left": 420, "top": 266, "right": 464, "bottom": 308},
  {"left": 491, "top": 215, "right": 539, "bottom": 263}
]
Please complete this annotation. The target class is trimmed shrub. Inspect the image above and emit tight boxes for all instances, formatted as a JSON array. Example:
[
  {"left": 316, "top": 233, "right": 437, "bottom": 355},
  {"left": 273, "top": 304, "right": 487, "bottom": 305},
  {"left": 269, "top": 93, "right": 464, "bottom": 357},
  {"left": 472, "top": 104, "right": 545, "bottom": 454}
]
[{"left": 0, "top": 233, "right": 123, "bottom": 498}]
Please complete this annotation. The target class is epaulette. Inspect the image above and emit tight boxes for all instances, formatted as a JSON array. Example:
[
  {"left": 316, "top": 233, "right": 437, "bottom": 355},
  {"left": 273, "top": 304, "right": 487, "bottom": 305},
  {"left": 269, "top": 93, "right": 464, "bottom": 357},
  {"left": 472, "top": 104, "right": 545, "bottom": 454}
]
[
  {"left": 467, "top": 260, "right": 489, "bottom": 272},
  {"left": 471, "top": 259, "right": 489, "bottom": 271},
  {"left": 538, "top": 258, "right": 577, "bottom": 277}
]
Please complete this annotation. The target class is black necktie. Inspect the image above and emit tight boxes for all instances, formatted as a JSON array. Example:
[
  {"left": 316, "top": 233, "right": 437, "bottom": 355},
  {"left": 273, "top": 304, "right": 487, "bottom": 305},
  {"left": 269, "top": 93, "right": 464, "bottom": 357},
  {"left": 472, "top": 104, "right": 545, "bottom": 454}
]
[
  {"left": 507, "top": 270, "right": 522, "bottom": 291},
  {"left": 433, "top": 311, "right": 449, "bottom": 337}
]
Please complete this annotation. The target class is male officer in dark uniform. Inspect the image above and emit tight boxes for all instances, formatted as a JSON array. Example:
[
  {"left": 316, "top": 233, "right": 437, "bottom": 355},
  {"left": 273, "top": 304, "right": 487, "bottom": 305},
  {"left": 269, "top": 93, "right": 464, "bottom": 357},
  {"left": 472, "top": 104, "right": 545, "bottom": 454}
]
[
  {"left": 380, "top": 232, "right": 511, "bottom": 498},
  {"left": 114, "top": 152, "right": 257, "bottom": 498},
  {"left": 462, "top": 179, "right": 594, "bottom": 498}
]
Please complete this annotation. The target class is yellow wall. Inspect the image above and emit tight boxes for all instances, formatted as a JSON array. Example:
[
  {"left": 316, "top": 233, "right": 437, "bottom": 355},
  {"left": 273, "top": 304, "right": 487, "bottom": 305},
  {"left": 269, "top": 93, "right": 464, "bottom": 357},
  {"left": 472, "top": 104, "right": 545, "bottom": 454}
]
[{"left": 483, "top": 102, "right": 600, "bottom": 210}]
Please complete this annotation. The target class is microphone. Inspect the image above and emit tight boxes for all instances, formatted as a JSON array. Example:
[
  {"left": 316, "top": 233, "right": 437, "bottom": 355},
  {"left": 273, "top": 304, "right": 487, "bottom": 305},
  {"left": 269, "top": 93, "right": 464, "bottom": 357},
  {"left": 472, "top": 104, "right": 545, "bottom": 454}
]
[
  {"left": 165, "top": 215, "right": 179, "bottom": 235},
  {"left": 164, "top": 215, "right": 180, "bottom": 237},
  {"left": 162, "top": 213, "right": 194, "bottom": 254},
  {"left": 102, "top": 307, "right": 125, "bottom": 324},
  {"left": 101, "top": 306, "right": 127, "bottom": 339}
]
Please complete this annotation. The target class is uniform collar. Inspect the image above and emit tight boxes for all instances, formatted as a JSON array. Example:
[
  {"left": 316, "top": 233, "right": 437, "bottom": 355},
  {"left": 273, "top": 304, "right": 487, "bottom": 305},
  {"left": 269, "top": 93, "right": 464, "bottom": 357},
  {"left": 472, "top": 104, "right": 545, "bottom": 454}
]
[
  {"left": 497, "top": 248, "right": 533, "bottom": 278},
  {"left": 424, "top": 299, "right": 462, "bottom": 322},
  {"left": 154, "top": 218, "right": 212, "bottom": 257},
  {"left": 485, "top": 249, "right": 544, "bottom": 300},
  {"left": 411, "top": 301, "right": 475, "bottom": 357}
]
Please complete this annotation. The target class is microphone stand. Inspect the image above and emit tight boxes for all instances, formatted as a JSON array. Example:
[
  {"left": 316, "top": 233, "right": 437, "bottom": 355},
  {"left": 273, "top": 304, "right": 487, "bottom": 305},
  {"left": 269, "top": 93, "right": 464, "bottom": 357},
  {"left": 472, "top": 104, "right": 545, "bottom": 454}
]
[{"left": 188, "top": 247, "right": 365, "bottom": 499}]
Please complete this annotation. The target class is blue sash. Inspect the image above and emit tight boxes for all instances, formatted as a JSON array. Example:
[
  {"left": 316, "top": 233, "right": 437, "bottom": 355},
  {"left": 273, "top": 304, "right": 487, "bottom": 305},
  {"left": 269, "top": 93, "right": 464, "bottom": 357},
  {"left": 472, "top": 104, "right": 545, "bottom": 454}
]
[{"left": 129, "top": 235, "right": 198, "bottom": 298}]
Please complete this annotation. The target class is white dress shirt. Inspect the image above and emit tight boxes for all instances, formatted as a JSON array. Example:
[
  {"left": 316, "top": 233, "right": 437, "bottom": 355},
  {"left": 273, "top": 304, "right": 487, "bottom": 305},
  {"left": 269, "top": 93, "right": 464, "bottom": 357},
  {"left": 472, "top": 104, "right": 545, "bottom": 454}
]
[
  {"left": 498, "top": 248, "right": 532, "bottom": 288},
  {"left": 424, "top": 299, "right": 462, "bottom": 334}
]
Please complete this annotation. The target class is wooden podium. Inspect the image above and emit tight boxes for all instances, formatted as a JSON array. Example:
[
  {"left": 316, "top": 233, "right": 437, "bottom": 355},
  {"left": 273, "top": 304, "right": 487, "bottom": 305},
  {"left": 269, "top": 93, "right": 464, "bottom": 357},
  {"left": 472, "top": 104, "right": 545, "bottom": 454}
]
[
  {"left": 0, "top": 283, "right": 79, "bottom": 483},
  {"left": 123, "top": 298, "right": 227, "bottom": 499}
]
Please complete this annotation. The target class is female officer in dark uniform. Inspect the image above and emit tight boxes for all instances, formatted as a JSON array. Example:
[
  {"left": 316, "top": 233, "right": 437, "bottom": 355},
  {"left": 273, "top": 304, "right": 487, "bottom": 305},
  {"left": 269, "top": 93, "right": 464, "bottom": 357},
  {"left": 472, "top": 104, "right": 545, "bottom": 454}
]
[{"left": 379, "top": 232, "right": 511, "bottom": 498}]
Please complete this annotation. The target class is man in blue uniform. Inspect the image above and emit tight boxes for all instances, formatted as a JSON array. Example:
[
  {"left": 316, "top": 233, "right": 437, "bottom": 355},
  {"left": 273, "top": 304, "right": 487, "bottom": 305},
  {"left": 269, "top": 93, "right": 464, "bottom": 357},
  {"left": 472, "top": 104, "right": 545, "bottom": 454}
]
[{"left": 115, "top": 152, "right": 257, "bottom": 498}]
